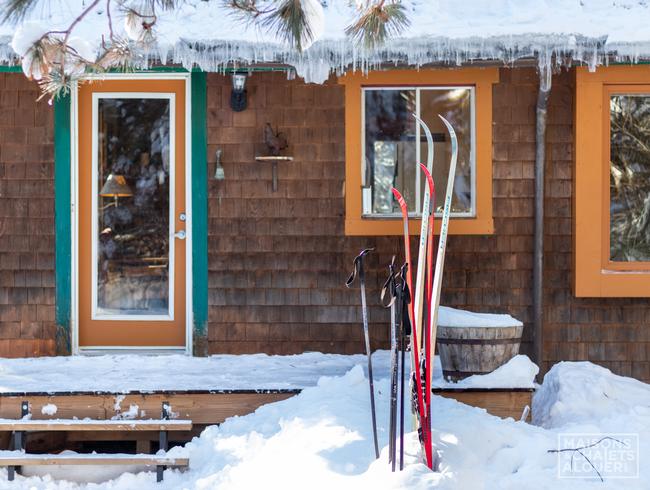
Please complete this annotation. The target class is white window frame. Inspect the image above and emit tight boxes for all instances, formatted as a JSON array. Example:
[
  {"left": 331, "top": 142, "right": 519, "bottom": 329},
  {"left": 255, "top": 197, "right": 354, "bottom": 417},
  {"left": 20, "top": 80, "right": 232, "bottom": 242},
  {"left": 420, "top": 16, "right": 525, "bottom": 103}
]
[{"left": 360, "top": 85, "right": 477, "bottom": 219}]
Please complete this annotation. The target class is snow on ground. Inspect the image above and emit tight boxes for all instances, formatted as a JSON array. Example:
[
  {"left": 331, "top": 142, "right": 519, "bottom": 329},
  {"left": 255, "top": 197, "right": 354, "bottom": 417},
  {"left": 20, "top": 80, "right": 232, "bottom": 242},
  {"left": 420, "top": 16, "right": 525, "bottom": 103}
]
[
  {"left": 0, "top": 358, "right": 648, "bottom": 489},
  {"left": 0, "top": 350, "right": 536, "bottom": 394},
  {"left": 431, "top": 354, "right": 538, "bottom": 389},
  {"left": 2, "top": 0, "right": 650, "bottom": 82}
]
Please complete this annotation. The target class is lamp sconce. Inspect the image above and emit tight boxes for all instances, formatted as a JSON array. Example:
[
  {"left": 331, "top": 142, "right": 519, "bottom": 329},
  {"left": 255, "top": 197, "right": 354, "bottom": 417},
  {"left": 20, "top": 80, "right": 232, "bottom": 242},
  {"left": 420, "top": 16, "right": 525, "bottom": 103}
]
[
  {"left": 230, "top": 73, "right": 247, "bottom": 112},
  {"left": 214, "top": 148, "right": 225, "bottom": 180}
]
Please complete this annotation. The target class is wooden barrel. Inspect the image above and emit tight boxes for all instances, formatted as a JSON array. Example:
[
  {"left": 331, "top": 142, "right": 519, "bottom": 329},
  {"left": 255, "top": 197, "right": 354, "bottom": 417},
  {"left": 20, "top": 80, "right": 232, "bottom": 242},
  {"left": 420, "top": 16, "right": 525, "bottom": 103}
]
[{"left": 437, "top": 325, "right": 523, "bottom": 380}]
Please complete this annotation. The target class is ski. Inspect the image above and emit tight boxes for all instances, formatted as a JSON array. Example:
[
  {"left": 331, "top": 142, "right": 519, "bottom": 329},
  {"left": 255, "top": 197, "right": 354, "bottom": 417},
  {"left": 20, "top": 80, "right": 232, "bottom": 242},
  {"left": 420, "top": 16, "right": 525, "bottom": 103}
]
[
  {"left": 426, "top": 116, "right": 459, "bottom": 462},
  {"left": 391, "top": 187, "right": 431, "bottom": 469},
  {"left": 345, "top": 248, "right": 379, "bottom": 459},
  {"left": 420, "top": 163, "right": 436, "bottom": 460},
  {"left": 411, "top": 113, "right": 435, "bottom": 366}
]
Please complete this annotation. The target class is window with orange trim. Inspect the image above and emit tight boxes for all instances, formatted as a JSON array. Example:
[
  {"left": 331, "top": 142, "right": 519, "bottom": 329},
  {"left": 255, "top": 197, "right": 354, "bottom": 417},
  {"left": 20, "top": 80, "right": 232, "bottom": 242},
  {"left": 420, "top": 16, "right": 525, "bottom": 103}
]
[
  {"left": 339, "top": 68, "right": 498, "bottom": 236},
  {"left": 575, "top": 66, "right": 650, "bottom": 296}
]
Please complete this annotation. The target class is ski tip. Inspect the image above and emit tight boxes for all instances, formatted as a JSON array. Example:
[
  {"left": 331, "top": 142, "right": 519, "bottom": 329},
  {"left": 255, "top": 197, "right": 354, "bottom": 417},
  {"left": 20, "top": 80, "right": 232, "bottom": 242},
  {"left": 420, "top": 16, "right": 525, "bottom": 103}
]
[
  {"left": 391, "top": 187, "right": 403, "bottom": 201},
  {"left": 438, "top": 114, "right": 457, "bottom": 138}
]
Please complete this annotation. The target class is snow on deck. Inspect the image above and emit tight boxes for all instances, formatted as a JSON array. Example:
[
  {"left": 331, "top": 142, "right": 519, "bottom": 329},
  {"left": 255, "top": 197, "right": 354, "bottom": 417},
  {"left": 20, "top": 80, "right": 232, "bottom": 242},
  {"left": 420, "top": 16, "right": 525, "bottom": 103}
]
[
  {"left": 0, "top": 351, "right": 391, "bottom": 394},
  {"left": 0, "top": 350, "right": 537, "bottom": 394},
  {"left": 2, "top": 0, "right": 650, "bottom": 82}
]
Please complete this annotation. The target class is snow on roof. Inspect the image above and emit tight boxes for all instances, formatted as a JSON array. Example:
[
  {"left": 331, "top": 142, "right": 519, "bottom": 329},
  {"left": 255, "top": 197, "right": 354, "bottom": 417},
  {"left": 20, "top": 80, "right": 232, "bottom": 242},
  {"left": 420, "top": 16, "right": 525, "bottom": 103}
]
[{"left": 1, "top": 0, "right": 650, "bottom": 82}]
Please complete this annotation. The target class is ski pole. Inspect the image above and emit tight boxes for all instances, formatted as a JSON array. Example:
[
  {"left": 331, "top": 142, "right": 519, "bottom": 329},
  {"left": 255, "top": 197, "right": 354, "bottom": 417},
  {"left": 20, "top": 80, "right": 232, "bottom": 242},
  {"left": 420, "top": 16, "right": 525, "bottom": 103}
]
[
  {"left": 398, "top": 262, "right": 411, "bottom": 471},
  {"left": 381, "top": 256, "right": 398, "bottom": 471},
  {"left": 346, "top": 248, "right": 379, "bottom": 459}
]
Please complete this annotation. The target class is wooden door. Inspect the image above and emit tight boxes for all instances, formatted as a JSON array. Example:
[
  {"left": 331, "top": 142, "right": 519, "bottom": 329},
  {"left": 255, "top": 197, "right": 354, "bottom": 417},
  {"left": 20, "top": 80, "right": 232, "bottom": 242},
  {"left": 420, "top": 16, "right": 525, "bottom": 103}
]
[{"left": 77, "top": 79, "right": 187, "bottom": 348}]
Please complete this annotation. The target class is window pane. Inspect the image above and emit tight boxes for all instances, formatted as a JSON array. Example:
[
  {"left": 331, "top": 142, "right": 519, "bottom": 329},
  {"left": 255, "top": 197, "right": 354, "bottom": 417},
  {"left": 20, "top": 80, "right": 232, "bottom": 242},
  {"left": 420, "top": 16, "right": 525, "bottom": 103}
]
[
  {"left": 420, "top": 88, "right": 473, "bottom": 214},
  {"left": 96, "top": 98, "right": 171, "bottom": 315},
  {"left": 610, "top": 94, "right": 650, "bottom": 262},
  {"left": 364, "top": 89, "right": 417, "bottom": 214}
]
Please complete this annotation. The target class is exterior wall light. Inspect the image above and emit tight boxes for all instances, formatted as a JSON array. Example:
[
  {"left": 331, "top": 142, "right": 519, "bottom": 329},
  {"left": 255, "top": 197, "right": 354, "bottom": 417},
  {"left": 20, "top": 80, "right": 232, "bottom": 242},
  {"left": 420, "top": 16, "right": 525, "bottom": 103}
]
[{"left": 230, "top": 73, "right": 247, "bottom": 112}]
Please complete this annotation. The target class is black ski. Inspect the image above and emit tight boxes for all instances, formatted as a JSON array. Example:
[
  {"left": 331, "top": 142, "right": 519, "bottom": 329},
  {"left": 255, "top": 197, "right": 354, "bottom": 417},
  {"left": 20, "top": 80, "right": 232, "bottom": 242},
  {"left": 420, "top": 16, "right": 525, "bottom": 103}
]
[{"left": 346, "top": 248, "right": 379, "bottom": 459}]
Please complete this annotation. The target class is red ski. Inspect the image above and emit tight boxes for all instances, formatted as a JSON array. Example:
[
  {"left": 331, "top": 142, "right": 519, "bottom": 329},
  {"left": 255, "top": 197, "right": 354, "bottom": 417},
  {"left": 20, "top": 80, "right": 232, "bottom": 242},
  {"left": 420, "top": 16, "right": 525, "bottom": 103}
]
[{"left": 391, "top": 187, "right": 433, "bottom": 470}]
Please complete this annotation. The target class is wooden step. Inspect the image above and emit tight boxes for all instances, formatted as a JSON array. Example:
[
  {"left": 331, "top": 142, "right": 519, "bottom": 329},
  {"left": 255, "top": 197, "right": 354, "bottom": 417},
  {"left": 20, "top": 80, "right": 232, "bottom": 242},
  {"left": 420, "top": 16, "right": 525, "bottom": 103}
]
[
  {"left": 0, "top": 453, "right": 189, "bottom": 467},
  {"left": 0, "top": 419, "right": 192, "bottom": 432}
]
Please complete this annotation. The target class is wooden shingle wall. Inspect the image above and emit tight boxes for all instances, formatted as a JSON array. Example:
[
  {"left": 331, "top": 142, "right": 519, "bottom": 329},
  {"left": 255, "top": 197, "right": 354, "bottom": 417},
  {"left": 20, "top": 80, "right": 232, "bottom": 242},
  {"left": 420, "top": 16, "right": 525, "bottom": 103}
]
[{"left": 0, "top": 74, "right": 55, "bottom": 357}]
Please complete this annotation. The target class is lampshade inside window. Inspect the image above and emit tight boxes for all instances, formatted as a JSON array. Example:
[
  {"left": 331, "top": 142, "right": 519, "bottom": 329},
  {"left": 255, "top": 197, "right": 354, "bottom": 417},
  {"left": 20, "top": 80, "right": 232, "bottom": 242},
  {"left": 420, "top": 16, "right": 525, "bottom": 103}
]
[{"left": 100, "top": 174, "right": 133, "bottom": 198}]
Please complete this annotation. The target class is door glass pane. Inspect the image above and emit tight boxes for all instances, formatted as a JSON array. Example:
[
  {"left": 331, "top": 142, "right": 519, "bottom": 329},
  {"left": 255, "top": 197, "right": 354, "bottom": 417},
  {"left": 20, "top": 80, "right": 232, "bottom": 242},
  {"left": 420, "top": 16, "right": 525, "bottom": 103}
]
[
  {"left": 96, "top": 97, "right": 171, "bottom": 316},
  {"left": 420, "top": 88, "right": 473, "bottom": 214},
  {"left": 364, "top": 89, "right": 417, "bottom": 214},
  {"left": 610, "top": 94, "right": 650, "bottom": 262}
]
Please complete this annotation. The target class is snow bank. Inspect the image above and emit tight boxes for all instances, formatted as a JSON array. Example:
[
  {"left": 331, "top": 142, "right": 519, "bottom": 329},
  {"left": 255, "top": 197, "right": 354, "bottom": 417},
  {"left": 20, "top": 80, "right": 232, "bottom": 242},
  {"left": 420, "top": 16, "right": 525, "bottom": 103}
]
[
  {"left": 533, "top": 361, "right": 650, "bottom": 429},
  {"left": 432, "top": 354, "right": 538, "bottom": 389},
  {"left": 2, "top": 0, "right": 650, "bottom": 82},
  {"left": 5, "top": 358, "right": 650, "bottom": 489},
  {"left": 438, "top": 305, "right": 523, "bottom": 328}
]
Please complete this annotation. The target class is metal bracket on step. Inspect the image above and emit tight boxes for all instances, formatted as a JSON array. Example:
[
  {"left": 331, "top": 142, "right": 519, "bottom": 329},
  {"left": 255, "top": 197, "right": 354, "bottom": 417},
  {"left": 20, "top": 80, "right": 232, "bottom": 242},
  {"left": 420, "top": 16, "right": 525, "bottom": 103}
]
[
  {"left": 9, "top": 401, "right": 29, "bottom": 481},
  {"left": 157, "top": 401, "right": 171, "bottom": 482}
]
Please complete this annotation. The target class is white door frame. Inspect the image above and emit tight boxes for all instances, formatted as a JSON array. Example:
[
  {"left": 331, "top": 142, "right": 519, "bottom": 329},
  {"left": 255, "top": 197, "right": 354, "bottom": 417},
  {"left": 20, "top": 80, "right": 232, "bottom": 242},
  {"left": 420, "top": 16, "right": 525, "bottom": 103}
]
[{"left": 70, "top": 72, "right": 193, "bottom": 355}]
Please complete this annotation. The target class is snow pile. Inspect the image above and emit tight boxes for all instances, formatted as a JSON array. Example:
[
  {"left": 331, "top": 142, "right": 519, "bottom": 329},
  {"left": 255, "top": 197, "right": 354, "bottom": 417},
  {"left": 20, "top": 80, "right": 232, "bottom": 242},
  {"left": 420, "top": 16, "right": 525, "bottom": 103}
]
[
  {"left": 438, "top": 305, "right": 523, "bottom": 328},
  {"left": 533, "top": 361, "right": 650, "bottom": 429},
  {"left": 2, "top": 359, "right": 650, "bottom": 488},
  {"left": 2, "top": 0, "right": 650, "bottom": 82},
  {"left": 432, "top": 354, "right": 538, "bottom": 389},
  {"left": 40, "top": 404, "right": 57, "bottom": 416}
]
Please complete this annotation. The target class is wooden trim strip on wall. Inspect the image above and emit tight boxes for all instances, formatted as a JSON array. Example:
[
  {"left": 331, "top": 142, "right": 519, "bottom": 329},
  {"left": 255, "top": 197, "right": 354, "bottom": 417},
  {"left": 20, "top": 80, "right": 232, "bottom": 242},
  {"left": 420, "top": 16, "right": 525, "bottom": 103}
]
[
  {"left": 190, "top": 71, "right": 209, "bottom": 355},
  {"left": 54, "top": 93, "right": 72, "bottom": 355}
]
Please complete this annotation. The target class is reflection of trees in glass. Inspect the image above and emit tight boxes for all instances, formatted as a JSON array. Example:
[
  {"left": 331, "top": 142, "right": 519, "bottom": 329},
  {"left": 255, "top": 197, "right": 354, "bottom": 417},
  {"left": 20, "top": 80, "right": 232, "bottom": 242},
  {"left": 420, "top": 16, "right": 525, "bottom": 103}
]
[
  {"left": 420, "top": 88, "right": 472, "bottom": 214},
  {"left": 610, "top": 95, "right": 650, "bottom": 262},
  {"left": 97, "top": 98, "right": 171, "bottom": 314},
  {"left": 364, "top": 90, "right": 416, "bottom": 213}
]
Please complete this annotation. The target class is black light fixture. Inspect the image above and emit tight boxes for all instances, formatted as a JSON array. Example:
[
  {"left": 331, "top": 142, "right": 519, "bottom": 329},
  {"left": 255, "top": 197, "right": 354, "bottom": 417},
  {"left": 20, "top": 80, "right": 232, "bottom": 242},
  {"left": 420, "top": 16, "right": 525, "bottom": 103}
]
[{"left": 230, "top": 73, "right": 247, "bottom": 112}]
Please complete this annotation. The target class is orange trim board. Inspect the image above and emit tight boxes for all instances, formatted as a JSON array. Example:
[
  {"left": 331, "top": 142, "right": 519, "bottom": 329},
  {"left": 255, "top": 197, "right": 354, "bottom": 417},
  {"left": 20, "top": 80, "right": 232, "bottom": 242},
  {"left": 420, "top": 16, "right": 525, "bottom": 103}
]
[
  {"left": 77, "top": 79, "right": 187, "bottom": 346},
  {"left": 574, "top": 65, "right": 650, "bottom": 297},
  {"left": 339, "top": 68, "right": 499, "bottom": 236}
]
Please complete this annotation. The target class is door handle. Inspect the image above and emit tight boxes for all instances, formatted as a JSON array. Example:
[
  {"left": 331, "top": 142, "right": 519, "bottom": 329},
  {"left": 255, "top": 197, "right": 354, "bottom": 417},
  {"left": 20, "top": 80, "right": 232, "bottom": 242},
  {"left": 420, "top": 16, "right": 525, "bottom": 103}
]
[{"left": 174, "top": 230, "right": 186, "bottom": 240}]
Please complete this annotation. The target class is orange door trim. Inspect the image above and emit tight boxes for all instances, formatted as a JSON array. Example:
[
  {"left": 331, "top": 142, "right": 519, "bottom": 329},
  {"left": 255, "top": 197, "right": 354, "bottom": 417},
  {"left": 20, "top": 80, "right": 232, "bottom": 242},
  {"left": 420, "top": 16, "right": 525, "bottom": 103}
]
[{"left": 77, "top": 79, "right": 187, "bottom": 347}]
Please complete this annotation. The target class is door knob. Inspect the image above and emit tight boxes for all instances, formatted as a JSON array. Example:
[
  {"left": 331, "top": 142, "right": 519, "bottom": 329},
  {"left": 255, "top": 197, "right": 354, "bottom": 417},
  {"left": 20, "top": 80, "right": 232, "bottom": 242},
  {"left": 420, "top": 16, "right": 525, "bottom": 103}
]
[{"left": 174, "top": 230, "right": 186, "bottom": 240}]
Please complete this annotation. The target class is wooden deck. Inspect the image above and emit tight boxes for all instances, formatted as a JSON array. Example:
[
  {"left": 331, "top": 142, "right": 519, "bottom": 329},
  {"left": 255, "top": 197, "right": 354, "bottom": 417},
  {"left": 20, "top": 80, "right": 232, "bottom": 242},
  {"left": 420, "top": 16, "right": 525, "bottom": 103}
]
[
  {"left": 433, "top": 388, "right": 534, "bottom": 420},
  {"left": 0, "top": 386, "right": 533, "bottom": 451},
  {"left": 0, "top": 389, "right": 299, "bottom": 450}
]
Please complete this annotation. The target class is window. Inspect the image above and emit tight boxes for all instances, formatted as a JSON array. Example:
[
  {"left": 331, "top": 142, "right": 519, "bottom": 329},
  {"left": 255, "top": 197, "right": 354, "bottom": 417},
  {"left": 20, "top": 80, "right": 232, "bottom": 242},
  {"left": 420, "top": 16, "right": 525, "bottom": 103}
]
[
  {"left": 575, "top": 66, "right": 650, "bottom": 296},
  {"left": 362, "top": 87, "right": 474, "bottom": 217},
  {"left": 340, "top": 68, "right": 498, "bottom": 236}
]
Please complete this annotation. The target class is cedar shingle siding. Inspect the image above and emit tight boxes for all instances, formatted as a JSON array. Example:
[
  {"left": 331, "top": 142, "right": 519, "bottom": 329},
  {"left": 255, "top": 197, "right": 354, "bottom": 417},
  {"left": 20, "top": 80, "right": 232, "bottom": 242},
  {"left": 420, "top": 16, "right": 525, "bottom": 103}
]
[
  {"left": 0, "top": 73, "right": 55, "bottom": 357},
  {"left": 1, "top": 68, "right": 647, "bottom": 381}
]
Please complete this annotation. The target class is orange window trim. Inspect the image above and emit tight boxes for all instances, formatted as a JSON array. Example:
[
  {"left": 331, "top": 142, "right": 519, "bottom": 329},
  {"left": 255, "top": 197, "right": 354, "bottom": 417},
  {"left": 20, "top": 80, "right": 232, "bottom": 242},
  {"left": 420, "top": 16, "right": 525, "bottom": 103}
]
[
  {"left": 338, "top": 68, "right": 499, "bottom": 236},
  {"left": 575, "top": 65, "right": 650, "bottom": 297}
]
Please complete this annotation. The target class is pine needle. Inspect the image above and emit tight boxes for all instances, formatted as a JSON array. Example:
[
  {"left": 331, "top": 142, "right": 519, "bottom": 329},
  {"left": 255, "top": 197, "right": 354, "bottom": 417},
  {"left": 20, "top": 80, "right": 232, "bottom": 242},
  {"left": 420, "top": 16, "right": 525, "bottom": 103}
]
[
  {"left": 262, "top": 0, "right": 314, "bottom": 52},
  {"left": 2, "top": 0, "right": 41, "bottom": 22},
  {"left": 346, "top": 1, "right": 410, "bottom": 50}
]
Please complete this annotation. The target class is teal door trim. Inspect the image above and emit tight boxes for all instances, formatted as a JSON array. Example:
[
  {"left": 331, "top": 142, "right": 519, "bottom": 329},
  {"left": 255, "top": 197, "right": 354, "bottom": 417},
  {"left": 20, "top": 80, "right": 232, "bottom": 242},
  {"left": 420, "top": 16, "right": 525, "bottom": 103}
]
[
  {"left": 190, "top": 71, "right": 209, "bottom": 355},
  {"left": 54, "top": 93, "right": 72, "bottom": 355}
]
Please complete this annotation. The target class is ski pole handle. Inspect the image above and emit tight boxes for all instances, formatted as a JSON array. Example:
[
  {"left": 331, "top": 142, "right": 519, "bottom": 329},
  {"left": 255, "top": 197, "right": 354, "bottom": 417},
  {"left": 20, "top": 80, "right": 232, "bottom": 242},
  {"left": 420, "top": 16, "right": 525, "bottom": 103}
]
[{"left": 345, "top": 248, "right": 374, "bottom": 288}]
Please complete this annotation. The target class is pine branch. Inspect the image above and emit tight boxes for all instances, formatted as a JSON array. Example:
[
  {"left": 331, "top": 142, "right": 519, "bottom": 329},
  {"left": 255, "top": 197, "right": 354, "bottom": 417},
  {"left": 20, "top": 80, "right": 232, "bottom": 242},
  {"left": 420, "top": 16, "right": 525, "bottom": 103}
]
[
  {"left": 262, "top": 0, "right": 314, "bottom": 52},
  {"left": 346, "top": 0, "right": 410, "bottom": 50}
]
